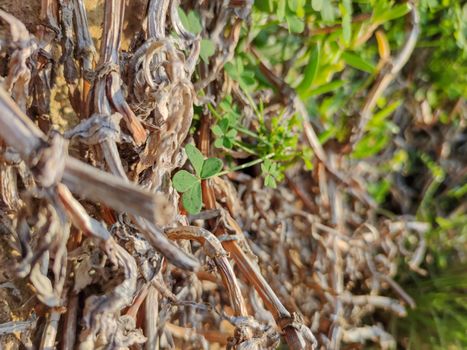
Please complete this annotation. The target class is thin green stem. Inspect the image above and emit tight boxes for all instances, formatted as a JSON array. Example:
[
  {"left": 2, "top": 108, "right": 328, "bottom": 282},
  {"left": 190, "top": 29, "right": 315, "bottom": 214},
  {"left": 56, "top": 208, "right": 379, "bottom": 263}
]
[
  {"left": 234, "top": 125, "right": 274, "bottom": 147},
  {"left": 212, "top": 153, "right": 275, "bottom": 178},
  {"left": 233, "top": 140, "right": 258, "bottom": 155},
  {"left": 239, "top": 83, "right": 260, "bottom": 115},
  {"left": 234, "top": 125, "right": 259, "bottom": 139},
  {"left": 207, "top": 103, "right": 221, "bottom": 118}
]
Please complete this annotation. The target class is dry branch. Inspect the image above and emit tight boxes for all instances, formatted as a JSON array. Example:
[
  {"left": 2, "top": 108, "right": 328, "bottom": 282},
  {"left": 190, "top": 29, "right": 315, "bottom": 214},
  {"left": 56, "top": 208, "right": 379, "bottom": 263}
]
[
  {"left": 351, "top": 3, "right": 420, "bottom": 146},
  {"left": 166, "top": 225, "right": 248, "bottom": 317},
  {"left": 0, "top": 86, "right": 165, "bottom": 222},
  {"left": 0, "top": 86, "right": 199, "bottom": 270}
]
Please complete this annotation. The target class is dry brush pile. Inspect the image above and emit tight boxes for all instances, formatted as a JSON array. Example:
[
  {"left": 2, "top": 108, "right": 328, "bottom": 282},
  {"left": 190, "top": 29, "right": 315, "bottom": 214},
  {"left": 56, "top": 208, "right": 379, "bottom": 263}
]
[{"left": 0, "top": 1, "right": 461, "bottom": 349}]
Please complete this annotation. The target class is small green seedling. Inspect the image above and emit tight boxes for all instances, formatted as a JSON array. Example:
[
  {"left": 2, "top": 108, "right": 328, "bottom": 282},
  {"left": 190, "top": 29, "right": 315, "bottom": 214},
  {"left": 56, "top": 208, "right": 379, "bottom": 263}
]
[
  {"left": 224, "top": 57, "right": 256, "bottom": 92},
  {"left": 172, "top": 144, "right": 223, "bottom": 214},
  {"left": 211, "top": 117, "right": 238, "bottom": 149},
  {"left": 261, "top": 158, "right": 280, "bottom": 188},
  {"left": 210, "top": 96, "right": 243, "bottom": 150}
]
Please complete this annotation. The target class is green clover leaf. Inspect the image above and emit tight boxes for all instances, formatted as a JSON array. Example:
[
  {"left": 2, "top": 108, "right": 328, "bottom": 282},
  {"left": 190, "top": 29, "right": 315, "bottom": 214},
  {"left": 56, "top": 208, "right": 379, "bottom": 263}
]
[
  {"left": 211, "top": 119, "right": 237, "bottom": 149},
  {"left": 172, "top": 170, "right": 199, "bottom": 192},
  {"left": 182, "top": 182, "right": 202, "bottom": 214},
  {"left": 200, "top": 39, "right": 215, "bottom": 63},
  {"left": 201, "top": 158, "right": 223, "bottom": 179},
  {"left": 172, "top": 145, "right": 224, "bottom": 214},
  {"left": 185, "top": 144, "right": 204, "bottom": 177}
]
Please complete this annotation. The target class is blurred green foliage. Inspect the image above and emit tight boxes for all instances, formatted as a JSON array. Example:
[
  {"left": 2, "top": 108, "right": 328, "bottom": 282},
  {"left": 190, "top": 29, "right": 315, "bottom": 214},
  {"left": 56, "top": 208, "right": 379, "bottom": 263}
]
[{"left": 211, "top": 0, "right": 466, "bottom": 348}]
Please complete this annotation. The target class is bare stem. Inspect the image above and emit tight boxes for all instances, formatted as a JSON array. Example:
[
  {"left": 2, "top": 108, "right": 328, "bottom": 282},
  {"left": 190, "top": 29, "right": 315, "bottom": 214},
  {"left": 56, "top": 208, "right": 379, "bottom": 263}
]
[
  {"left": 351, "top": 4, "right": 420, "bottom": 146},
  {"left": 166, "top": 226, "right": 249, "bottom": 317}
]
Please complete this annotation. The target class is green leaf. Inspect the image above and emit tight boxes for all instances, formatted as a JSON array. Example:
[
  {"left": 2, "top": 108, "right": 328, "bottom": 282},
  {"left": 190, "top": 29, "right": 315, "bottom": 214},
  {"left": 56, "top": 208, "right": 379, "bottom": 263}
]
[
  {"left": 374, "top": 3, "right": 411, "bottom": 24},
  {"left": 172, "top": 170, "right": 199, "bottom": 192},
  {"left": 200, "top": 158, "right": 223, "bottom": 178},
  {"left": 287, "top": 0, "right": 297, "bottom": 12},
  {"left": 302, "top": 147, "right": 314, "bottom": 170},
  {"left": 447, "top": 183, "right": 467, "bottom": 199},
  {"left": 226, "top": 129, "right": 237, "bottom": 138},
  {"left": 277, "top": 0, "right": 286, "bottom": 21},
  {"left": 187, "top": 11, "right": 202, "bottom": 34},
  {"left": 219, "top": 118, "right": 229, "bottom": 132},
  {"left": 224, "top": 62, "right": 238, "bottom": 78},
  {"left": 200, "top": 39, "right": 215, "bottom": 63},
  {"left": 261, "top": 158, "right": 272, "bottom": 173},
  {"left": 293, "top": 0, "right": 305, "bottom": 17},
  {"left": 254, "top": 0, "right": 273, "bottom": 13},
  {"left": 270, "top": 162, "right": 279, "bottom": 176},
  {"left": 368, "top": 100, "right": 402, "bottom": 128},
  {"left": 286, "top": 14, "right": 305, "bottom": 33},
  {"left": 265, "top": 175, "right": 277, "bottom": 188},
  {"left": 368, "top": 179, "right": 391, "bottom": 204},
  {"left": 287, "top": 0, "right": 305, "bottom": 17},
  {"left": 352, "top": 133, "right": 390, "bottom": 159},
  {"left": 321, "top": 1, "right": 335, "bottom": 22},
  {"left": 177, "top": 8, "right": 190, "bottom": 31},
  {"left": 226, "top": 112, "right": 239, "bottom": 125},
  {"left": 318, "top": 127, "right": 335, "bottom": 144},
  {"left": 342, "top": 52, "right": 376, "bottom": 73},
  {"left": 297, "top": 44, "right": 320, "bottom": 94},
  {"left": 182, "top": 183, "right": 202, "bottom": 214},
  {"left": 185, "top": 144, "right": 204, "bottom": 177},
  {"left": 211, "top": 125, "right": 224, "bottom": 137},
  {"left": 214, "top": 138, "right": 224, "bottom": 148},
  {"left": 178, "top": 8, "right": 202, "bottom": 34},
  {"left": 240, "top": 71, "right": 256, "bottom": 87},
  {"left": 222, "top": 137, "right": 233, "bottom": 148},
  {"left": 312, "top": 0, "right": 323, "bottom": 11},
  {"left": 308, "top": 80, "right": 346, "bottom": 96},
  {"left": 219, "top": 99, "right": 233, "bottom": 112},
  {"left": 341, "top": 0, "right": 352, "bottom": 45},
  {"left": 235, "top": 57, "right": 244, "bottom": 74}
]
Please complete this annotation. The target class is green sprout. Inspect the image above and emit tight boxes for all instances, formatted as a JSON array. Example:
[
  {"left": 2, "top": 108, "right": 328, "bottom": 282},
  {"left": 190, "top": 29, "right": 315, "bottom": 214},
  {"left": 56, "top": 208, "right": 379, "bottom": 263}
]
[
  {"left": 261, "top": 158, "right": 280, "bottom": 188},
  {"left": 173, "top": 144, "right": 281, "bottom": 213},
  {"left": 211, "top": 116, "right": 238, "bottom": 149}
]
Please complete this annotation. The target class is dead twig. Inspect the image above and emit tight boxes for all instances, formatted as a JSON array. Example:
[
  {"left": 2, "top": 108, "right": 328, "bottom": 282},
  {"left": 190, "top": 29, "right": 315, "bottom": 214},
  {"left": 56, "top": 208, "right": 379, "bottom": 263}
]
[
  {"left": 91, "top": 0, "right": 146, "bottom": 145},
  {"left": 72, "top": 0, "right": 96, "bottom": 116},
  {"left": 166, "top": 225, "right": 249, "bottom": 317},
  {"left": 0, "top": 87, "right": 164, "bottom": 221},
  {"left": 351, "top": 3, "right": 420, "bottom": 146},
  {"left": 0, "top": 10, "right": 37, "bottom": 111},
  {"left": 144, "top": 285, "right": 159, "bottom": 350},
  {"left": 0, "top": 319, "right": 37, "bottom": 335},
  {"left": 0, "top": 86, "right": 199, "bottom": 270}
]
